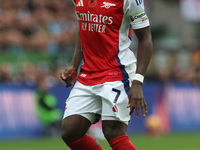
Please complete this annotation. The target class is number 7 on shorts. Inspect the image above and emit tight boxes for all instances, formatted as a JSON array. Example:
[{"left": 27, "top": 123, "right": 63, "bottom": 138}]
[{"left": 112, "top": 88, "right": 121, "bottom": 104}]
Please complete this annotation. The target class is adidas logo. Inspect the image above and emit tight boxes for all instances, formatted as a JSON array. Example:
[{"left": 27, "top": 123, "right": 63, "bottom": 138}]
[{"left": 77, "top": 0, "right": 84, "bottom": 7}]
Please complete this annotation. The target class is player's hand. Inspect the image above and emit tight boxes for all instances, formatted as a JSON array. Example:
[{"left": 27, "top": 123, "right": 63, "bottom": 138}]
[
  {"left": 60, "top": 66, "right": 77, "bottom": 87},
  {"left": 127, "top": 80, "right": 147, "bottom": 118}
]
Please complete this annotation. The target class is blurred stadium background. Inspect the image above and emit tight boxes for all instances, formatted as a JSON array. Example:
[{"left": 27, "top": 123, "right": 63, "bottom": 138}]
[{"left": 0, "top": 0, "right": 200, "bottom": 149}]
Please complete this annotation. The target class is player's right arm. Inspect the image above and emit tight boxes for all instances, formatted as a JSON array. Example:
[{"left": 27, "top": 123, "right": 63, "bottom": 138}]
[{"left": 60, "top": 30, "right": 82, "bottom": 87}]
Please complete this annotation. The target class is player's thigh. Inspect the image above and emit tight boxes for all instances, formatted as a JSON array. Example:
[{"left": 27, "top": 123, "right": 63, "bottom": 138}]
[
  {"left": 61, "top": 115, "right": 91, "bottom": 142},
  {"left": 101, "top": 80, "right": 131, "bottom": 124}
]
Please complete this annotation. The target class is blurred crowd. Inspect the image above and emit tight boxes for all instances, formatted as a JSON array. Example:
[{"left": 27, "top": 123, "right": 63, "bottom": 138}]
[
  {"left": 0, "top": 0, "right": 77, "bottom": 53},
  {"left": 0, "top": 61, "right": 62, "bottom": 87},
  {"left": 0, "top": 0, "right": 77, "bottom": 86},
  {"left": 0, "top": 0, "right": 199, "bottom": 86}
]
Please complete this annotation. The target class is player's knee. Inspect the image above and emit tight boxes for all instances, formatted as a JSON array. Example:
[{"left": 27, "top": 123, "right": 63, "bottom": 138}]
[
  {"left": 102, "top": 127, "right": 114, "bottom": 141},
  {"left": 102, "top": 122, "right": 119, "bottom": 141},
  {"left": 61, "top": 115, "right": 91, "bottom": 143},
  {"left": 61, "top": 119, "right": 79, "bottom": 143},
  {"left": 102, "top": 120, "right": 127, "bottom": 141},
  {"left": 61, "top": 123, "right": 74, "bottom": 143}
]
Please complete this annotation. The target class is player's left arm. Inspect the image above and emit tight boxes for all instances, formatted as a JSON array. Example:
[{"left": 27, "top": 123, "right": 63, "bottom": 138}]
[
  {"left": 125, "top": 0, "right": 153, "bottom": 118},
  {"left": 127, "top": 26, "right": 153, "bottom": 118},
  {"left": 134, "top": 26, "right": 152, "bottom": 76}
]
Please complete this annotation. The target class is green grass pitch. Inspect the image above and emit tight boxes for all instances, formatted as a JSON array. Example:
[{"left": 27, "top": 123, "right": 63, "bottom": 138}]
[{"left": 0, "top": 133, "right": 200, "bottom": 150}]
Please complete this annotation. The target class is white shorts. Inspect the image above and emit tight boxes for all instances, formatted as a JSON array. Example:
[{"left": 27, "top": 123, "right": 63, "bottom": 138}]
[{"left": 63, "top": 80, "right": 131, "bottom": 125}]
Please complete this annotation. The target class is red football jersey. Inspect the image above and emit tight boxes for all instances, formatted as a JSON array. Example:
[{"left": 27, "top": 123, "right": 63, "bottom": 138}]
[{"left": 73, "top": 0, "right": 149, "bottom": 85}]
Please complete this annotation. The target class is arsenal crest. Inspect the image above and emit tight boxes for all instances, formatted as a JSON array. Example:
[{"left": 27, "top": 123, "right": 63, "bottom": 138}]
[{"left": 88, "top": 0, "right": 97, "bottom": 8}]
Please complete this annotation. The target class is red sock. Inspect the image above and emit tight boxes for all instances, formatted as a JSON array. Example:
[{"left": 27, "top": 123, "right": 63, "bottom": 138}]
[
  {"left": 109, "top": 135, "right": 137, "bottom": 150},
  {"left": 66, "top": 134, "right": 104, "bottom": 150}
]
